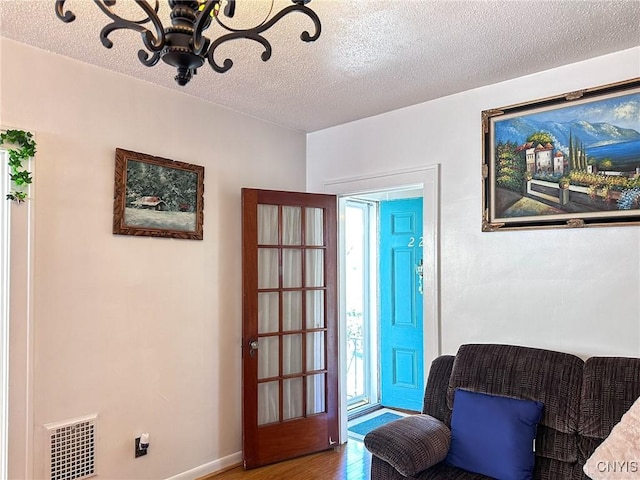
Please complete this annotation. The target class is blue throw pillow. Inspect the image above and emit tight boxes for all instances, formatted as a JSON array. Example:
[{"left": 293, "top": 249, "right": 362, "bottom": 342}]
[{"left": 445, "top": 388, "right": 544, "bottom": 480}]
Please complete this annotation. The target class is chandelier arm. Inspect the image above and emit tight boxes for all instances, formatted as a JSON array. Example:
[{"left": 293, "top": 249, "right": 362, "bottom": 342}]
[
  {"left": 213, "top": 0, "right": 274, "bottom": 33},
  {"left": 54, "top": 0, "right": 159, "bottom": 26},
  {"left": 206, "top": 32, "right": 272, "bottom": 74},
  {"left": 205, "top": 3, "right": 321, "bottom": 74},
  {"left": 117, "top": 0, "right": 160, "bottom": 26},
  {"left": 294, "top": 6, "right": 321, "bottom": 42},
  {"left": 55, "top": 0, "right": 76, "bottom": 22},
  {"left": 215, "top": 3, "right": 319, "bottom": 41},
  {"left": 192, "top": 0, "right": 220, "bottom": 56},
  {"left": 93, "top": 0, "right": 165, "bottom": 52},
  {"left": 138, "top": 49, "right": 161, "bottom": 67},
  {"left": 100, "top": 0, "right": 162, "bottom": 25}
]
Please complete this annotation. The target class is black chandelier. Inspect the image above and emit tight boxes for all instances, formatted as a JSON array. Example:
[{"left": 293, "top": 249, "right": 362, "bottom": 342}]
[{"left": 54, "top": 0, "right": 321, "bottom": 86}]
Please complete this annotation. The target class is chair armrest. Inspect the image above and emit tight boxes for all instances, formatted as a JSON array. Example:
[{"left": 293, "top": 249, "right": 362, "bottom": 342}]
[
  {"left": 364, "top": 414, "right": 451, "bottom": 477},
  {"left": 423, "top": 355, "right": 455, "bottom": 422}
]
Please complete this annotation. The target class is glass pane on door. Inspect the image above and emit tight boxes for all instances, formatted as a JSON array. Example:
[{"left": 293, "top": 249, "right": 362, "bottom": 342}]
[
  {"left": 283, "top": 291, "right": 302, "bottom": 331},
  {"left": 305, "top": 250, "right": 324, "bottom": 287},
  {"left": 283, "top": 378, "right": 303, "bottom": 420},
  {"left": 306, "top": 374, "right": 326, "bottom": 415},
  {"left": 258, "top": 205, "right": 278, "bottom": 245},
  {"left": 306, "top": 332, "right": 325, "bottom": 371},
  {"left": 283, "top": 207, "right": 302, "bottom": 245},
  {"left": 282, "top": 250, "right": 302, "bottom": 288},
  {"left": 283, "top": 334, "right": 302, "bottom": 375},
  {"left": 305, "top": 208, "right": 323, "bottom": 246},
  {"left": 258, "top": 249, "right": 278, "bottom": 289},
  {"left": 258, "top": 293, "right": 278, "bottom": 333},
  {"left": 258, "top": 381, "right": 279, "bottom": 425},
  {"left": 258, "top": 337, "right": 279, "bottom": 379},
  {"left": 306, "top": 291, "right": 325, "bottom": 328}
]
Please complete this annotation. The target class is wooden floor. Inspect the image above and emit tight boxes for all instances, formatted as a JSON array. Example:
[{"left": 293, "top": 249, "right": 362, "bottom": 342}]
[{"left": 203, "top": 440, "right": 371, "bottom": 480}]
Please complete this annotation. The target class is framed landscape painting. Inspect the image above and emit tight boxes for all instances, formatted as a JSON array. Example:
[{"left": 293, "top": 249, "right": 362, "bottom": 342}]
[
  {"left": 482, "top": 78, "right": 640, "bottom": 231},
  {"left": 113, "top": 148, "right": 204, "bottom": 239}
]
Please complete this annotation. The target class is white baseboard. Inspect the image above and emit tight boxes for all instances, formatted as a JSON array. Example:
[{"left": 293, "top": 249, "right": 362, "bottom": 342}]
[{"left": 165, "top": 451, "right": 243, "bottom": 480}]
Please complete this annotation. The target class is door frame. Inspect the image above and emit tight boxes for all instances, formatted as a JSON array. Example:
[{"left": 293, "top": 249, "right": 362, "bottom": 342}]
[
  {"left": 343, "top": 198, "right": 379, "bottom": 412},
  {"left": 1, "top": 142, "right": 35, "bottom": 480},
  {"left": 1, "top": 149, "right": 9, "bottom": 480},
  {"left": 323, "top": 164, "right": 441, "bottom": 442}
]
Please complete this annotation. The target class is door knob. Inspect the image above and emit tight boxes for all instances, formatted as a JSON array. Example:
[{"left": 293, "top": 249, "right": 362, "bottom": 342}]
[{"left": 249, "top": 339, "right": 259, "bottom": 357}]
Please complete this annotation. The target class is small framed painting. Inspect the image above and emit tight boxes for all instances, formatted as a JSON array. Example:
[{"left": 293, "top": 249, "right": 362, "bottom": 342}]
[
  {"left": 113, "top": 148, "right": 204, "bottom": 240},
  {"left": 482, "top": 78, "right": 640, "bottom": 231}
]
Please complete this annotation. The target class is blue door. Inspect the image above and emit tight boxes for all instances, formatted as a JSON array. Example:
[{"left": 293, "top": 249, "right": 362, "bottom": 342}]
[{"left": 379, "top": 198, "right": 424, "bottom": 411}]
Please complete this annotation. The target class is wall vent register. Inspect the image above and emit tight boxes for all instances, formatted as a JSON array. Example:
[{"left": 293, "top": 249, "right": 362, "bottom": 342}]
[{"left": 45, "top": 414, "right": 97, "bottom": 480}]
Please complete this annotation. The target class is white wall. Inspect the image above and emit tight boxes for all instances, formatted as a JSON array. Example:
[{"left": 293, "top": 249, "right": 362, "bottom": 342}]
[
  {"left": 308, "top": 47, "right": 640, "bottom": 360},
  {"left": 2, "top": 38, "right": 307, "bottom": 479}
]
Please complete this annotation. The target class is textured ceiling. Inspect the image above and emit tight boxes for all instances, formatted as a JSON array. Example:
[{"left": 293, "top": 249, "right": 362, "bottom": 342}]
[{"left": 1, "top": 1, "right": 639, "bottom": 132}]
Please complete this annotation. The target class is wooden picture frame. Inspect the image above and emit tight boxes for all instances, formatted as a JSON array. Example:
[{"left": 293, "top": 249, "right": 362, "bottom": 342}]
[
  {"left": 113, "top": 148, "right": 204, "bottom": 240},
  {"left": 482, "top": 78, "right": 640, "bottom": 231}
]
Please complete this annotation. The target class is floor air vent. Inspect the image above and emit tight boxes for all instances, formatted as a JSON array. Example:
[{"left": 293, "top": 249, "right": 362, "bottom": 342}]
[{"left": 45, "top": 414, "right": 97, "bottom": 480}]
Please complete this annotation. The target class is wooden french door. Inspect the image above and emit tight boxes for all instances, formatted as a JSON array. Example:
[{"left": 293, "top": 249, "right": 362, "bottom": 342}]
[{"left": 241, "top": 188, "right": 338, "bottom": 469}]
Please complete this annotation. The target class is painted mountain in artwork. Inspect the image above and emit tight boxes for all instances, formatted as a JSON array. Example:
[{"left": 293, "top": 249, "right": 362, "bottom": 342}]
[{"left": 495, "top": 118, "right": 640, "bottom": 150}]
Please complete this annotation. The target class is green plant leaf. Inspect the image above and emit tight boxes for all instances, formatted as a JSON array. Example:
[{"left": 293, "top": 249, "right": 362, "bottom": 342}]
[
  {"left": 1, "top": 129, "right": 36, "bottom": 202},
  {"left": 6, "top": 191, "right": 27, "bottom": 203},
  {"left": 11, "top": 170, "right": 33, "bottom": 185}
]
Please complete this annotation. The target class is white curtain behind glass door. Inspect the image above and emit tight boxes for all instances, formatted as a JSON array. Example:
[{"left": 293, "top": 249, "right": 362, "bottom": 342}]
[
  {"left": 306, "top": 207, "right": 325, "bottom": 414},
  {"left": 257, "top": 204, "right": 279, "bottom": 425},
  {"left": 256, "top": 205, "right": 326, "bottom": 425}
]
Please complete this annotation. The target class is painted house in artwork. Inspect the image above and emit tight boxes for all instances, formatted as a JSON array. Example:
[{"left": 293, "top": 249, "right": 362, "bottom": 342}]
[
  {"left": 522, "top": 142, "right": 535, "bottom": 173},
  {"left": 535, "top": 143, "right": 554, "bottom": 174},
  {"left": 519, "top": 142, "right": 561, "bottom": 175},
  {"left": 554, "top": 151, "right": 565, "bottom": 175},
  {"left": 132, "top": 196, "right": 166, "bottom": 210}
]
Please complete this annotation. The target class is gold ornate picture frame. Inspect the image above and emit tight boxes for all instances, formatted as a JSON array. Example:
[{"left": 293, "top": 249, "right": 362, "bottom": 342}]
[{"left": 482, "top": 78, "right": 640, "bottom": 231}]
